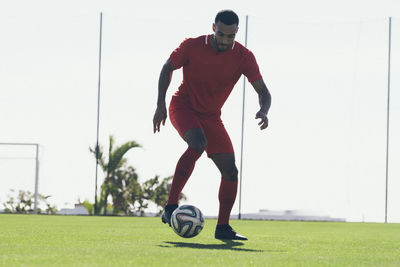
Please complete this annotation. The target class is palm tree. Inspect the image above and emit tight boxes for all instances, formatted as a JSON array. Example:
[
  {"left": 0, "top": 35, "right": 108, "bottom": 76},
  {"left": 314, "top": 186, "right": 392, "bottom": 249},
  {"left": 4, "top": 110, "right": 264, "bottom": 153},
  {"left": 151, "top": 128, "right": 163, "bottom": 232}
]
[{"left": 90, "top": 135, "right": 141, "bottom": 215}]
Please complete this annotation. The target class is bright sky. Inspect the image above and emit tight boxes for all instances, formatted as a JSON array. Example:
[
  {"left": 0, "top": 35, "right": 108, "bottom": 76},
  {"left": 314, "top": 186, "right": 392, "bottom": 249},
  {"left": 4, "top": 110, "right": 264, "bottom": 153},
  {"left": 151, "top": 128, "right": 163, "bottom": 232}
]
[{"left": 1, "top": 0, "right": 399, "bottom": 222}]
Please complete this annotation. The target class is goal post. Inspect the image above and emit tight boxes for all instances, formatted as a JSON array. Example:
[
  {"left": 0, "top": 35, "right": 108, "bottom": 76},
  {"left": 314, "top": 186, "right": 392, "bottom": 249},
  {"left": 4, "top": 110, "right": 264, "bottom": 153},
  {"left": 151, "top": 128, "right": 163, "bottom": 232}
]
[{"left": 0, "top": 143, "right": 40, "bottom": 214}]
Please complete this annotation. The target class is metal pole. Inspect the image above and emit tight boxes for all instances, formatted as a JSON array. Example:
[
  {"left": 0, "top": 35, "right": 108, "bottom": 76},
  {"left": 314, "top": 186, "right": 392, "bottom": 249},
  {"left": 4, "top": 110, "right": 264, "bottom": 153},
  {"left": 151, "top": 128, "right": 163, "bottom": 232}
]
[
  {"left": 238, "top": 15, "right": 249, "bottom": 220},
  {"left": 34, "top": 144, "right": 39, "bottom": 214},
  {"left": 94, "top": 12, "right": 103, "bottom": 215},
  {"left": 385, "top": 17, "right": 392, "bottom": 224}
]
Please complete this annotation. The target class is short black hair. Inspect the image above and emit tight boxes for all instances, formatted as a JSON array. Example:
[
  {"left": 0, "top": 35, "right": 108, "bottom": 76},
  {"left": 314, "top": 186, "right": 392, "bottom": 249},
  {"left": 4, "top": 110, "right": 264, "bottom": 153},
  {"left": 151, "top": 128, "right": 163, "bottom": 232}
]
[{"left": 215, "top": 10, "right": 239, "bottom": 26}]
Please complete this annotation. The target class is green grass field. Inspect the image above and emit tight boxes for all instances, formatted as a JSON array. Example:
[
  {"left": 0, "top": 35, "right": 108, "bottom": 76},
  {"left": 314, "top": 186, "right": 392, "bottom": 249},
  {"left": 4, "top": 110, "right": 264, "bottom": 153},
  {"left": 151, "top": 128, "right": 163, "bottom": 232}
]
[{"left": 0, "top": 215, "right": 399, "bottom": 266}]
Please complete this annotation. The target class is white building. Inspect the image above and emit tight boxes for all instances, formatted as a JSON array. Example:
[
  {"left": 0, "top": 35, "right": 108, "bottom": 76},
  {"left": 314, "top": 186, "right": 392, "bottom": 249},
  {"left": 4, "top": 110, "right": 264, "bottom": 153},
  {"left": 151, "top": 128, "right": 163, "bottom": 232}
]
[
  {"left": 237, "top": 209, "right": 346, "bottom": 222},
  {"left": 204, "top": 209, "right": 345, "bottom": 222},
  {"left": 56, "top": 204, "right": 89, "bottom": 215}
]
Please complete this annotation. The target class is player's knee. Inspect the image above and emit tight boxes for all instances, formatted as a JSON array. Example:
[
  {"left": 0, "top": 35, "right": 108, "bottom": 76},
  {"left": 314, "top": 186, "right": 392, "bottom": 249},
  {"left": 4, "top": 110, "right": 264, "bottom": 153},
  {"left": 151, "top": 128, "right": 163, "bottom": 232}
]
[
  {"left": 188, "top": 137, "right": 207, "bottom": 154},
  {"left": 184, "top": 128, "right": 207, "bottom": 154},
  {"left": 222, "top": 165, "right": 238, "bottom": 181}
]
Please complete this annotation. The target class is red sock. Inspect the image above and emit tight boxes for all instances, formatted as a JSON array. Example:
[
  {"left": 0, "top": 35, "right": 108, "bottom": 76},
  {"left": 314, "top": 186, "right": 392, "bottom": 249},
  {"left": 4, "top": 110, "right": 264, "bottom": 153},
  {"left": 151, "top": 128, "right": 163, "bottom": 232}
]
[
  {"left": 217, "top": 178, "right": 238, "bottom": 225},
  {"left": 167, "top": 147, "right": 201, "bottom": 205}
]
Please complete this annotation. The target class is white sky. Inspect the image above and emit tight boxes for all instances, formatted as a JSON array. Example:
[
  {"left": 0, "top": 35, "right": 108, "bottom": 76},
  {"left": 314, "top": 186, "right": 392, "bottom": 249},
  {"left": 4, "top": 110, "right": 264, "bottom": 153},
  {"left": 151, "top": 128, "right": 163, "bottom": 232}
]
[{"left": 0, "top": 0, "right": 400, "bottom": 222}]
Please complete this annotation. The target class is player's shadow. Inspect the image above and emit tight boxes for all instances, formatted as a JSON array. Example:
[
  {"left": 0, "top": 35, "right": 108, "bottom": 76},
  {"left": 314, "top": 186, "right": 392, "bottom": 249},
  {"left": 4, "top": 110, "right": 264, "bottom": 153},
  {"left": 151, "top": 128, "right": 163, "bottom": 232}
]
[{"left": 160, "top": 240, "right": 264, "bottom": 252}]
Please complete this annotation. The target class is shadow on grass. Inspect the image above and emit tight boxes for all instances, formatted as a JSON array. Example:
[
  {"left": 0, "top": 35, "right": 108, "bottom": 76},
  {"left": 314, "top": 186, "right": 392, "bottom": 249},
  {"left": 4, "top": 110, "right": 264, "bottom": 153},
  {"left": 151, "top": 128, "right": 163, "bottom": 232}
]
[{"left": 160, "top": 240, "right": 266, "bottom": 252}]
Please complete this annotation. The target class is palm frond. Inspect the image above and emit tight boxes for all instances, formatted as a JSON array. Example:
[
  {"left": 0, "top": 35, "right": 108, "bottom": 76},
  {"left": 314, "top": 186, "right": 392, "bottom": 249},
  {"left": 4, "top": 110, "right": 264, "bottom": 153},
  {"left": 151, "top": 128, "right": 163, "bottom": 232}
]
[
  {"left": 89, "top": 144, "right": 106, "bottom": 172},
  {"left": 108, "top": 141, "right": 141, "bottom": 172}
]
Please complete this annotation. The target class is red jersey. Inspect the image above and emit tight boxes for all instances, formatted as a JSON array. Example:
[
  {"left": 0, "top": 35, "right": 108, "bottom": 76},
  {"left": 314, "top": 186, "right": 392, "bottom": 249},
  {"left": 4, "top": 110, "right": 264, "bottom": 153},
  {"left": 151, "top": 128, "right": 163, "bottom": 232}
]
[{"left": 170, "top": 35, "right": 262, "bottom": 115}]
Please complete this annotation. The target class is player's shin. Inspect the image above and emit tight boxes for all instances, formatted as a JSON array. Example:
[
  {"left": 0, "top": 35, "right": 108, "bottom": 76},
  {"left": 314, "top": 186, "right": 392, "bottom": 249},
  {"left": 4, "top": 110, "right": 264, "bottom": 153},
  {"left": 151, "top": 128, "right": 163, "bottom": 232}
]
[
  {"left": 217, "top": 178, "right": 238, "bottom": 225},
  {"left": 167, "top": 147, "right": 201, "bottom": 205}
]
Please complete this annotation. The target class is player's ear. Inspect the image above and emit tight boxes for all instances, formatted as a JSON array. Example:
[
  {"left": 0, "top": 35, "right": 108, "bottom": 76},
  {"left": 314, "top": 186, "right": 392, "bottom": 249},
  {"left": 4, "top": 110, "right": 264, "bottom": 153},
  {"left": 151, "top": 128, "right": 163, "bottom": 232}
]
[{"left": 212, "top": 23, "right": 216, "bottom": 32}]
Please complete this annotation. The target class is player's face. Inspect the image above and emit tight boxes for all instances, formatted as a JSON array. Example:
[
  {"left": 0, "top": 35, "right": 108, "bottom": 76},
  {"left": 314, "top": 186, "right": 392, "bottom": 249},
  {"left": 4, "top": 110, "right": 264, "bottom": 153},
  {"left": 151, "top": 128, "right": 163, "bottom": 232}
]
[{"left": 212, "top": 22, "right": 238, "bottom": 52}]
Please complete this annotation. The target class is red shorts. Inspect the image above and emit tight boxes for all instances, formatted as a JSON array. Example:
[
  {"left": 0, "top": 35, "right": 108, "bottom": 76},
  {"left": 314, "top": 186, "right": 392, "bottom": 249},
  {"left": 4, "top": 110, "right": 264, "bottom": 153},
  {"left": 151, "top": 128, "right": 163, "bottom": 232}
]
[{"left": 169, "top": 95, "right": 234, "bottom": 157}]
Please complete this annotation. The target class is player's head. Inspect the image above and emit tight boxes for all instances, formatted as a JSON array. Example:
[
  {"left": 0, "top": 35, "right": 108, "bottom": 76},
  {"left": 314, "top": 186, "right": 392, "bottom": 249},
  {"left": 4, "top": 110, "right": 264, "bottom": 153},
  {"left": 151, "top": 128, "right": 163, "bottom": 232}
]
[{"left": 213, "top": 10, "right": 239, "bottom": 52}]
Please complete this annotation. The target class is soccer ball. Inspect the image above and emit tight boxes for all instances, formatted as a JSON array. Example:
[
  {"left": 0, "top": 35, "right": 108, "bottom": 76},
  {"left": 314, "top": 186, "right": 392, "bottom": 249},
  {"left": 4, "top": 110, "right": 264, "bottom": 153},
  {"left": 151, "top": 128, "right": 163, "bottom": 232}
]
[{"left": 171, "top": 205, "right": 205, "bottom": 238}]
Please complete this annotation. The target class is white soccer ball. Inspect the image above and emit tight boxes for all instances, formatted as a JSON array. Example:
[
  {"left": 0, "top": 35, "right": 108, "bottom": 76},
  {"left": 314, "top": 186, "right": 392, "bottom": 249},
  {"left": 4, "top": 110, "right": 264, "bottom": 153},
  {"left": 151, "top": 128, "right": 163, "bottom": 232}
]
[{"left": 171, "top": 205, "right": 205, "bottom": 238}]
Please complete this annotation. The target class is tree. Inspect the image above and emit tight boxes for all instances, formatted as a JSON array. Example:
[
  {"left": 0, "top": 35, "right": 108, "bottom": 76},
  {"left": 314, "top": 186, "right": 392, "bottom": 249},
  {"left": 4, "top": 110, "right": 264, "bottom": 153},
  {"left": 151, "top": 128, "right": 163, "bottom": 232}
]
[
  {"left": 111, "top": 166, "right": 141, "bottom": 215},
  {"left": 135, "top": 176, "right": 159, "bottom": 216},
  {"left": 90, "top": 135, "right": 141, "bottom": 215},
  {"left": 2, "top": 189, "right": 57, "bottom": 214},
  {"left": 134, "top": 175, "right": 186, "bottom": 216}
]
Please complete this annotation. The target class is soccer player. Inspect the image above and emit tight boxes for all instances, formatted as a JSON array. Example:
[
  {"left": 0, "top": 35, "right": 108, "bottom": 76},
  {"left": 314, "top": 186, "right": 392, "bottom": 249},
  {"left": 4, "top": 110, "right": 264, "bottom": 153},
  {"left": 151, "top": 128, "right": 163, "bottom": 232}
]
[{"left": 153, "top": 10, "right": 271, "bottom": 240}]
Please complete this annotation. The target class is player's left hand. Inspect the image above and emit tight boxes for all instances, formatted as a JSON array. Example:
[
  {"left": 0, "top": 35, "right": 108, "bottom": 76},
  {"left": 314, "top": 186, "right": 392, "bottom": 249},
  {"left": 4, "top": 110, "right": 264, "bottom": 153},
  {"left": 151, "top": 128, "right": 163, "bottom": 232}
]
[{"left": 255, "top": 110, "right": 268, "bottom": 130}]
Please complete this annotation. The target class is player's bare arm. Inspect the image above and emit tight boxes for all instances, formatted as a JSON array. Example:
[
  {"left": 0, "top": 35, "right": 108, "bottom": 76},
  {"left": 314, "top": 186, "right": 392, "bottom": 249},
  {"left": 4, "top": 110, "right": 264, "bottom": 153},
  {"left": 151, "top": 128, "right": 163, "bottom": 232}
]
[
  {"left": 153, "top": 58, "right": 174, "bottom": 133},
  {"left": 251, "top": 78, "right": 271, "bottom": 130}
]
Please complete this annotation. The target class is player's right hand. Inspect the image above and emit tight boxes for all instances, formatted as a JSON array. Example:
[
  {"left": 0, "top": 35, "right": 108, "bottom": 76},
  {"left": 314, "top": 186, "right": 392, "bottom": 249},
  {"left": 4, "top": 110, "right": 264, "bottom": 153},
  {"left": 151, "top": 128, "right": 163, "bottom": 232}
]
[{"left": 153, "top": 105, "right": 167, "bottom": 133}]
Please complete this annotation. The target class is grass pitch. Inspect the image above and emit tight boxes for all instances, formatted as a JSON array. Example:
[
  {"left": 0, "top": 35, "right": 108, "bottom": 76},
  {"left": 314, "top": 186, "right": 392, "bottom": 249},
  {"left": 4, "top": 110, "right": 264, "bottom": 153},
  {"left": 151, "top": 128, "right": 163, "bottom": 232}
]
[{"left": 0, "top": 215, "right": 399, "bottom": 266}]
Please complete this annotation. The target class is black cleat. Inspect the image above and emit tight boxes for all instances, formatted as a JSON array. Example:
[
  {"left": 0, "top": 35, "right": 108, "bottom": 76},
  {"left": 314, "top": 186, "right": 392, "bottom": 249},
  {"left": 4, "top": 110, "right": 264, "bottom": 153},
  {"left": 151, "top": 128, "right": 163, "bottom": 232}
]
[
  {"left": 161, "top": 204, "right": 178, "bottom": 227},
  {"left": 215, "top": 224, "right": 248, "bottom": 241}
]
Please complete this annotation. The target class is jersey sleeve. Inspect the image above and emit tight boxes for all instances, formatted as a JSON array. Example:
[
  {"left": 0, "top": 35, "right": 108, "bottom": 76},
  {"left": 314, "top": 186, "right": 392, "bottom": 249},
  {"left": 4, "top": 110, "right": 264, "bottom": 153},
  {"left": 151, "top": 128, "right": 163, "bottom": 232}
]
[
  {"left": 242, "top": 50, "right": 262, "bottom": 83},
  {"left": 169, "top": 38, "right": 191, "bottom": 70}
]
